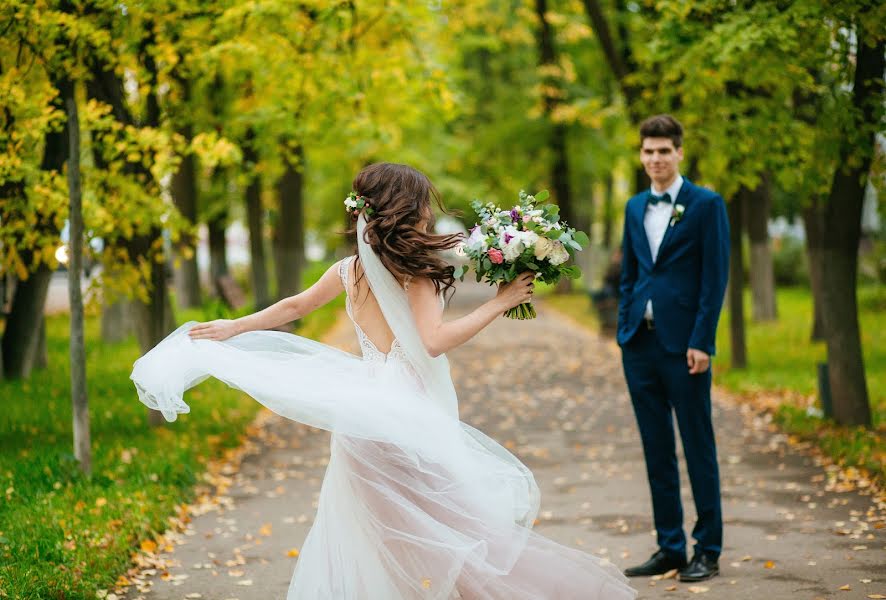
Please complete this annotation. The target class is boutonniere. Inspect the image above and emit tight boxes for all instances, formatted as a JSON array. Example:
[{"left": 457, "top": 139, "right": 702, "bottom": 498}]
[{"left": 670, "top": 203, "right": 685, "bottom": 227}]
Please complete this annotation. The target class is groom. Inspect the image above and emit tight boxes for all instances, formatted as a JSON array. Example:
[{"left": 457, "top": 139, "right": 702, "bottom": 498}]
[{"left": 617, "top": 115, "right": 730, "bottom": 582}]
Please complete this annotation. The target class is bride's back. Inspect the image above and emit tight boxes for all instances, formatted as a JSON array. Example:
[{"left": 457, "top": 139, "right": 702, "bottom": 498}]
[{"left": 345, "top": 257, "right": 398, "bottom": 353}]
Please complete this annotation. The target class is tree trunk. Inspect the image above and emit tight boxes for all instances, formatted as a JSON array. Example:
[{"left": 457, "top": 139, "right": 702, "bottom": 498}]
[
  {"left": 746, "top": 176, "right": 777, "bottom": 321},
  {"left": 244, "top": 130, "right": 271, "bottom": 309},
  {"left": 1, "top": 265, "right": 53, "bottom": 378},
  {"left": 603, "top": 172, "right": 614, "bottom": 249},
  {"left": 274, "top": 146, "right": 305, "bottom": 300},
  {"left": 62, "top": 76, "right": 91, "bottom": 475},
  {"left": 727, "top": 191, "right": 747, "bottom": 369},
  {"left": 101, "top": 294, "right": 135, "bottom": 343},
  {"left": 803, "top": 202, "right": 825, "bottom": 341},
  {"left": 171, "top": 122, "right": 201, "bottom": 309},
  {"left": 207, "top": 209, "right": 229, "bottom": 285},
  {"left": 34, "top": 317, "right": 47, "bottom": 369},
  {"left": 817, "top": 38, "right": 883, "bottom": 427},
  {"left": 536, "top": 0, "right": 575, "bottom": 293}
]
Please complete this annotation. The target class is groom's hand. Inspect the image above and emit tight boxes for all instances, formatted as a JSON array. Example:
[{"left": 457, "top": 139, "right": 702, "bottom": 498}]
[{"left": 687, "top": 348, "right": 710, "bottom": 374}]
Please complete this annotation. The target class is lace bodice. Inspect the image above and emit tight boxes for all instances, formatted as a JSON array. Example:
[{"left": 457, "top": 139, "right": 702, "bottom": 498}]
[{"left": 339, "top": 256, "right": 410, "bottom": 365}]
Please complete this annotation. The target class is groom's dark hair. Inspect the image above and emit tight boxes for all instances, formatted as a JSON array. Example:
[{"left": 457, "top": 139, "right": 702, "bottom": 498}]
[{"left": 640, "top": 114, "right": 683, "bottom": 148}]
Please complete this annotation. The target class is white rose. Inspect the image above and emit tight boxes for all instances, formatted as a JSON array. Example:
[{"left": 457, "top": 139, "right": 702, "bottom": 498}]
[
  {"left": 548, "top": 241, "right": 570, "bottom": 266},
  {"left": 534, "top": 236, "right": 554, "bottom": 260}
]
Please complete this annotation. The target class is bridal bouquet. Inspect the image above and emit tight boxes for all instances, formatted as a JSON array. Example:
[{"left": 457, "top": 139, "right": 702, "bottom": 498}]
[{"left": 454, "top": 190, "right": 588, "bottom": 319}]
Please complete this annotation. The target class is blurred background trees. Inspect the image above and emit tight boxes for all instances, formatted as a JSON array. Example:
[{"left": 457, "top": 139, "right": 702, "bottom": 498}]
[{"left": 0, "top": 0, "right": 883, "bottom": 438}]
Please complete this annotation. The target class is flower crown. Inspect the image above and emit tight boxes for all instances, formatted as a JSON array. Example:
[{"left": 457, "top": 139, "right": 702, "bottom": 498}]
[{"left": 344, "top": 191, "right": 375, "bottom": 219}]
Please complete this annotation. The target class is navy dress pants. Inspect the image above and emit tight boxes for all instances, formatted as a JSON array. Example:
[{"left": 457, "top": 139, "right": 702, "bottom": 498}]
[{"left": 621, "top": 326, "right": 722, "bottom": 559}]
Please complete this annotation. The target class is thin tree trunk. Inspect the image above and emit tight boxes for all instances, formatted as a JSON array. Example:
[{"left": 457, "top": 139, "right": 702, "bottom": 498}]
[
  {"left": 803, "top": 202, "right": 825, "bottom": 341},
  {"left": 208, "top": 210, "right": 229, "bottom": 286},
  {"left": 603, "top": 172, "right": 614, "bottom": 249},
  {"left": 274, "top": 146, "right": 305, "bottom": 300},
  {"left": 244, "top": 130, "right": 270, "bottom": 309},
  {"left": 727, "top": 191, "right": 747, "bottom": 369},
  {"left": 817, "top": 37, "right": 882, "bottom": 427},
  {"left": 1, "top": 265, "right": 52, "bottom": 378},
  {"left": 171, "top": 122, "right": 201, "bottom": 309},
  {"left": 746, "top": 176, "right": 777, "bottom": 321},
  {"left": 62, "top": 76, "right": 91, "bottom": 475}
]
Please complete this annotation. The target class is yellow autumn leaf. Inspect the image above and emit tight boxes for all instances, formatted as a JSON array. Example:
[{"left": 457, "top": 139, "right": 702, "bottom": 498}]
[
  {"left": 287, "top": 548, "right": 300, "bottom": 557},
  {"left": 140, "top": 539, "right": 158, "bottom": 553},
  {"left": 764, "top": 560, "right": 775, "bottom": 569},
  {"left": 95, "top": 497, "right": 107, "bottom": 507},
  {"left": 259, "top": 523, "right": 272, "bottom": 536},
  {"left": 421, "top": 578, "right": 431, "bottom": 589}
]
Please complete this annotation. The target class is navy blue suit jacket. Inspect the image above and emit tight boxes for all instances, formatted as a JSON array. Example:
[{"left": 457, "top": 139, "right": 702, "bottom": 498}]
[{"left": 617, "top": 179, "right": 730, "bottom": 356}]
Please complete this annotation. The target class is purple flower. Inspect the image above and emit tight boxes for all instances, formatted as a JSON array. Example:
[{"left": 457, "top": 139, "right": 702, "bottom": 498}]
[
  {"left": 510, "top": 208, "right": 520, "bottom": 222},
  {"left": 504, "top": 232, "right": 514, "bottom": 244}
]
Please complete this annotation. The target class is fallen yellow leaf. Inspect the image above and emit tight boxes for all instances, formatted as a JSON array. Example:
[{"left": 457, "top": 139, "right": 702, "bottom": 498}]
[
  {"left": 95, "top": 497, "right": 107, "bottom": 507},
  {"left": 688, "top": 586, "right": 710, "bottom": 593},
  {"left": 421, "top": 578, "right": 431, "bottom": 589},
  {"left": 839, "top": 584, "right": 851, "bottom": 591},
  {"left": 140, "top": 540, "right": 157, "bottom": 553},
  {"left": 287, "top": 548, "right": 300, "bottom": 557},
  {"left": 764, "top": 560, "right": 775, "bottom": 569},
  {"left": 259, "top": 523, "right": 272, "bottom": 536}
]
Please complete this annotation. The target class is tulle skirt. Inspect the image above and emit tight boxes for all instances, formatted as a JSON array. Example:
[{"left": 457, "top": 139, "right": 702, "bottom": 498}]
[{"left": 131, "top": 323, "right": 636, "bottom": 599}]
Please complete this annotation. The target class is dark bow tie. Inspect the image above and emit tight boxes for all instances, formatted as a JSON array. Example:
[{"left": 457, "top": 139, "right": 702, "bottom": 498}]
[{"left": 648, "top": 191, "right": 672, "bottom": 206}]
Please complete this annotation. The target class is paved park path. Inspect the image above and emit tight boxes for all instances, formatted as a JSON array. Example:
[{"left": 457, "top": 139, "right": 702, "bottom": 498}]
[{"left": 119, "top": 282, "right": 885, "bottom": 600}]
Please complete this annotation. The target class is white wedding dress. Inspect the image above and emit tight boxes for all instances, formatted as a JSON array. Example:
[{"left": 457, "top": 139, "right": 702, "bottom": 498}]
[{"left": 131, "top": 217, "right": 636, "bottom": 599}]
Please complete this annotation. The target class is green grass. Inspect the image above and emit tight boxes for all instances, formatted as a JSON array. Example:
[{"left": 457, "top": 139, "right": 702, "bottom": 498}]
[
  {"left": 714, "top": 286, "right": 885, "bottom": 414},
  {"left": 0, "top": 262, "right": 345, "bottom": 599},
  {"left": 544, "top": 285, "right": 886, "bottom": 484},
  {"left": 714, "top": 285, "right": 885, "bottom": 482}
]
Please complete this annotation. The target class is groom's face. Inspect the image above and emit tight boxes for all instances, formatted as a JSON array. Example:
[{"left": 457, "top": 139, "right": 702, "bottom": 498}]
[{"left": 640, "top": 137, "right": 683, "bottom": 186}]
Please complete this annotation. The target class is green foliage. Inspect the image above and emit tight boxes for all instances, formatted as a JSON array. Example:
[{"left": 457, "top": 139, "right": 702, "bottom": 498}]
[{"left": 646, "top": 0, "right": 885, "bottom": 201}]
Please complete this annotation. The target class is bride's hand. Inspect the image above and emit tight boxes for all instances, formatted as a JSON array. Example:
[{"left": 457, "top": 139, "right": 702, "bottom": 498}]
[
  {"left": 188, "top": 319, "right": 240, "bottom": 341},
  {"left": 495, "top": 272, "right": 535, "bottom": 312}
]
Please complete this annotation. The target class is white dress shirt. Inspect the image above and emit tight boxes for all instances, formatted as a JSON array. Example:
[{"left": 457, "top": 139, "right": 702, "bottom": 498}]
[{"left": 644, "top": 175, "right": 683, "bottom": 320}]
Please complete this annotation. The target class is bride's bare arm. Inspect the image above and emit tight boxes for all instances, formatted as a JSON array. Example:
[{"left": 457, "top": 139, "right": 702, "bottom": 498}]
[
  {"left": 188, "top": 261, "right": 345, "bottom": 341},
  {"left": 408, "top": 273, "right": 534, "bottom": 357}
]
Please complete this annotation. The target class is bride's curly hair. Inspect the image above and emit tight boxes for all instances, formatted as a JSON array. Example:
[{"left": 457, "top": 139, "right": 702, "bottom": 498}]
[{"left": 349, "top": 162, "right": 462, "bottom": 296}]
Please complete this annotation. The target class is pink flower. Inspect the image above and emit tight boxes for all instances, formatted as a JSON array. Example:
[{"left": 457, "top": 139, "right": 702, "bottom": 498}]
[
  {"left": 488, "top": 248, "right": 504, "bottom": 264},
  {"left": 523, "top": 215, "right": 531, "bottom": 223}
]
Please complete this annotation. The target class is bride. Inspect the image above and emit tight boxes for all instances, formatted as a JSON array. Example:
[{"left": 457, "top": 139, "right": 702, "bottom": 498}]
[{"left": 131, "top": 162, "right": 637, "bottom": 599}]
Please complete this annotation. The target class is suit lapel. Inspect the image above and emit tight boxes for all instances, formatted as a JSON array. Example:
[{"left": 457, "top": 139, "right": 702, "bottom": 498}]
[
  {"left": 654, "top": 180, "right": 693, "bottom": 267},
  {"left": 630, "top": 196, "right": 654, "bottom": 267}
]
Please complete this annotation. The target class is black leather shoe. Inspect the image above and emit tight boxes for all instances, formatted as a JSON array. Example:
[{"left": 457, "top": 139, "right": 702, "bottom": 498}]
[
  {"left": 623, "top": 550, "right": 687, "bottom": 577},
  {"left": 678, "top": 553, "right": 719, "bottom": 582}
]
